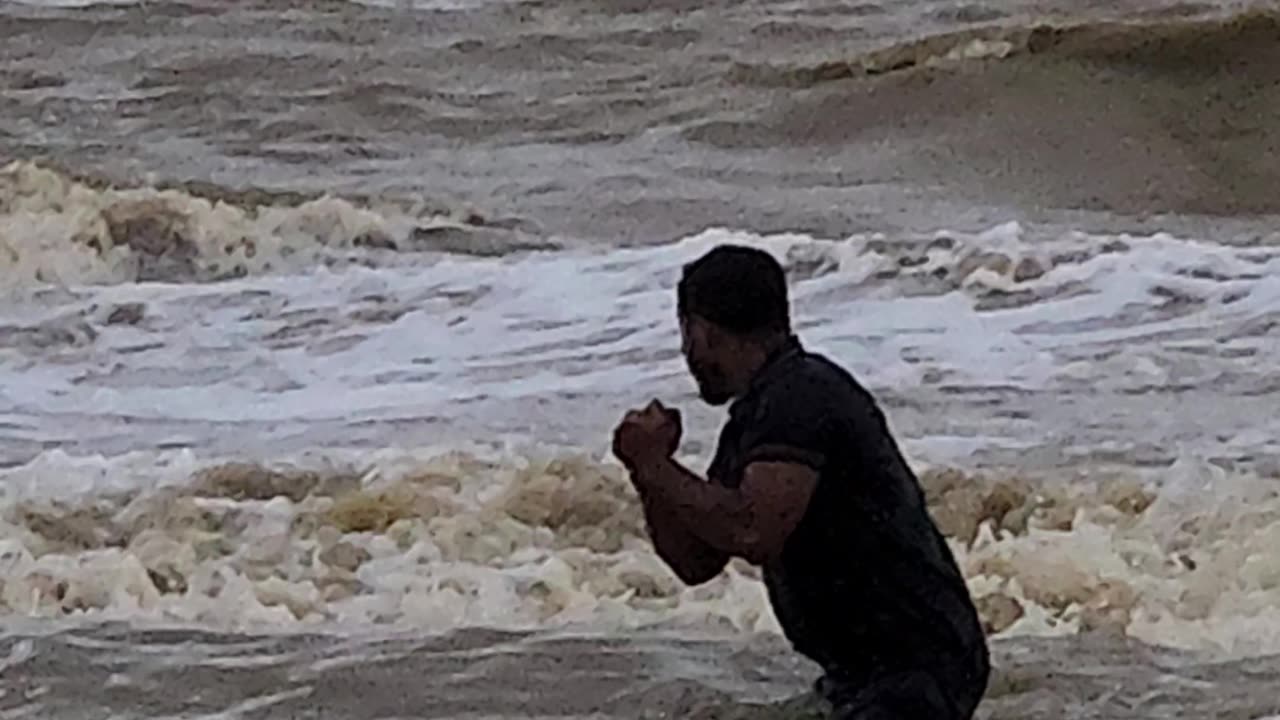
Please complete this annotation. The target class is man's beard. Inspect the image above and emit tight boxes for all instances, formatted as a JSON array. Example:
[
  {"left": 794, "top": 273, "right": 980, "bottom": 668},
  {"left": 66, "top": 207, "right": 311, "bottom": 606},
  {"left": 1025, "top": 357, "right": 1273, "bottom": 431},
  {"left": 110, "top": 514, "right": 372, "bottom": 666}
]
[
  {"left": 690, "top": 360, "right": 733, "bottom": 406},
  {"left": 699, "top": 383, "right": 733, "bottom": 406}
]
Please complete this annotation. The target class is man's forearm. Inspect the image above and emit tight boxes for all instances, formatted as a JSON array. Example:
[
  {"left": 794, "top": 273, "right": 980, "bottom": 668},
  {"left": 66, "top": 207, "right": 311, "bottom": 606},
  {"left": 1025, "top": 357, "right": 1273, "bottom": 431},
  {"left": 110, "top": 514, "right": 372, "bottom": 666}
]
[{"left": 633, "top": 456, "right": 757, "bottom": 558}]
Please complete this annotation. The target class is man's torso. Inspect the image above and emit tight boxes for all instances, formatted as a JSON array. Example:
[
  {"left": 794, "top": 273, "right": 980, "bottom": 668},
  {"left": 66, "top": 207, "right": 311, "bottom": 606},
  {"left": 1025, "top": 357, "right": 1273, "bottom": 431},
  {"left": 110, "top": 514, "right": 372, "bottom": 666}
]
[{"left": 707, "top": 338, "right": 989, "bottom": 711}]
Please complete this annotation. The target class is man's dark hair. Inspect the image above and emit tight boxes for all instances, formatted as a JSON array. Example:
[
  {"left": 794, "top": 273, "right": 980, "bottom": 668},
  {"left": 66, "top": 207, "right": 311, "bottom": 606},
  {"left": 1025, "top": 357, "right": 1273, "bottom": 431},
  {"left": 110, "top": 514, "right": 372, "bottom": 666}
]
[{"left": 677, "top": 244, "right": 790, "bottom": 336}]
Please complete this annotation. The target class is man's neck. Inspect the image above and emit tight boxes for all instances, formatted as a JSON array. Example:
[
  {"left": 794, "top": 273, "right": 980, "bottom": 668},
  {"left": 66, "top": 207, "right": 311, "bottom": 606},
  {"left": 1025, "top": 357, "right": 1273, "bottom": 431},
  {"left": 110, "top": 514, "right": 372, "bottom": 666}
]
[{"left": 729, "top": 333, "right": 793, "bottom": 397}]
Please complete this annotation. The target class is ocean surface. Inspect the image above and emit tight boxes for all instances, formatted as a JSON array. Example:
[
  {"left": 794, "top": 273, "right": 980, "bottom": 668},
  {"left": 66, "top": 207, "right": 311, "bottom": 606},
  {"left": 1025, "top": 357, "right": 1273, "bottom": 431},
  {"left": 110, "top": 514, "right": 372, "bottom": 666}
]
[{"left": 2, "top": 0, "right": 1280, "bottom": 717}]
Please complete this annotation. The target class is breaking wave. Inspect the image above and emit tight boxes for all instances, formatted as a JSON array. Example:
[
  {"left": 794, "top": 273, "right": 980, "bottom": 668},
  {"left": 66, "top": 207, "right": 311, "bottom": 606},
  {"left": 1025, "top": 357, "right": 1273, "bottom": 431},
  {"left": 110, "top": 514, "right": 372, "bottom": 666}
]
[
  {"left": 705, "top": 8, "right": 1280, "bottom": 217},
  {"left": 0, "top": 162, "right": 555, "bottom": 288},
  {"left": 728, "top": 9, "right": 1280, "bottom": 87}
]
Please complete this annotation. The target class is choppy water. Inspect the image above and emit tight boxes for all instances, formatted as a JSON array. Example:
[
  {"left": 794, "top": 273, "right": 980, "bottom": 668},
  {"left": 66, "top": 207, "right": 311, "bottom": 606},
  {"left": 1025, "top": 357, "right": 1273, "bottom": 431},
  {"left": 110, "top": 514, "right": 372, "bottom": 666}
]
[{"left": 3, "top": 0, "right": 1280, "bottom": 718}]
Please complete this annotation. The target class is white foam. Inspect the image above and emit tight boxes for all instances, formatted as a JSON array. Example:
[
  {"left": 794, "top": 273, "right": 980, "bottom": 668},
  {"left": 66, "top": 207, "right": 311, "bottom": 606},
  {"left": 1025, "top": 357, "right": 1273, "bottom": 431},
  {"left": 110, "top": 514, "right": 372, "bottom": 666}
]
[
  {"left": 2, "top": 220, "right": 1278, "bottom": 460},
  {"left": 5, "top": 179, "right": 1280, "bottom": 656},
  {"left": 1, "top": 443, "right": 1280, "bottom": 659}
]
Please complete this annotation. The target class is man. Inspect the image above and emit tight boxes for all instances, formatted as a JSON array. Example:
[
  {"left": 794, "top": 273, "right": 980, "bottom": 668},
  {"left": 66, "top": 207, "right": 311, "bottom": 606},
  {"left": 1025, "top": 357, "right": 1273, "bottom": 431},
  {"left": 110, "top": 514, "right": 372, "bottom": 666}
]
[{"left": 612, "top": 244, "right": 990, "bottom": 719}]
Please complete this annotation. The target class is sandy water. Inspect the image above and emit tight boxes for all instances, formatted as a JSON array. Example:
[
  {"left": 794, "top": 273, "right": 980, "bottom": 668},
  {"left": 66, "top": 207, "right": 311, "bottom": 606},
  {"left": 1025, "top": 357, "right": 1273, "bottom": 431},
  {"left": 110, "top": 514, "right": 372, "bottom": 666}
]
[{"left": 3, "top": 0, "right": 1280, "bottom": 718}]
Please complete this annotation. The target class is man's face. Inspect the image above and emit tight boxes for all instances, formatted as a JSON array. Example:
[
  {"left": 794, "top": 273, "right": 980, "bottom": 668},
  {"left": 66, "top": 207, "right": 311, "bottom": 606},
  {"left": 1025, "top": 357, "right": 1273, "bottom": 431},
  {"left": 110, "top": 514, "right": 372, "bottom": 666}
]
[{"left": 680, "top": 314, "right": 734, "bottom": 406}]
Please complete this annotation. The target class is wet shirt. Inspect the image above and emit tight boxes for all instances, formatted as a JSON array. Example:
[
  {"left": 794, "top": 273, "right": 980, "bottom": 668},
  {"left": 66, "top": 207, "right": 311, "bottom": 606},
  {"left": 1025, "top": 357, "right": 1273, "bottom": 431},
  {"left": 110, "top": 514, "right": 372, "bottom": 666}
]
[{"left": 707, "top": 336, "right": 989, "bottom": 707}]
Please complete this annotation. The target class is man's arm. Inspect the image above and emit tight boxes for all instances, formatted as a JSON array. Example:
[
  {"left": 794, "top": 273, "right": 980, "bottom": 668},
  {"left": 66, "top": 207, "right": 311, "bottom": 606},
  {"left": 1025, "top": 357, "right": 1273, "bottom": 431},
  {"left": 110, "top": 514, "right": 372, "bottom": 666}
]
[
  {"left": 631, "top": 456, "right": 818, "bottom": 566},
  {"left": 614, "top": 402, "right": 730, "bottom": 584},
  {"left": 635, "top": 481, "right": 730, "bottom": 585},
  {"left": 629, "top": 374, "right": 836, "bottom": 566}
]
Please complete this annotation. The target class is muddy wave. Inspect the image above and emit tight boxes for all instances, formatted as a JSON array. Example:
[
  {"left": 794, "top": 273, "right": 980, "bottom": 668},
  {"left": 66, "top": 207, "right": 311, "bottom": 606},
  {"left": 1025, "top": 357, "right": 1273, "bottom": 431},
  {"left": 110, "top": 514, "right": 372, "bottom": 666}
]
[
  {"left": 3, "top": 446, "right": 1280, "bottom": 660},
  {"left": 0, "top": 162, "right": 554, "bottom": 288},
  {"left": 728, "top": 9, "right": 1280, "bottom": 87},
  {"left": 706, "top": 8, "right": 1280, "bottom": 217}
]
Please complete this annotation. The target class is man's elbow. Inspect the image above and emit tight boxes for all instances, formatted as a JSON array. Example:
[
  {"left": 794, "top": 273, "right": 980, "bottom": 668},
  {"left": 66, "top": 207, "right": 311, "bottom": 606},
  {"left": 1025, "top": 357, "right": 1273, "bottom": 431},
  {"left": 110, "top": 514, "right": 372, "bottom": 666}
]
[
  {"left": 673, "top": 565, "right": 718, "bottom": 586},
  {"left": 732, "top": 529, "right": 785, "bottom": 567},
  {"left": 670, "top": 555, "right": 728, "bottom": 586}
]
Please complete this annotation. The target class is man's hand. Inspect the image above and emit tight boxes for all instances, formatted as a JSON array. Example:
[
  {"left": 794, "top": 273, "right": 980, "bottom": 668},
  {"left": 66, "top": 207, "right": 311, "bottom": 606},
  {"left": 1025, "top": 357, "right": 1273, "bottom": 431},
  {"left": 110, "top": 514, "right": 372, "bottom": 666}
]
[{"left": 612, "top": 400, "right": 682, "bottom": 472}]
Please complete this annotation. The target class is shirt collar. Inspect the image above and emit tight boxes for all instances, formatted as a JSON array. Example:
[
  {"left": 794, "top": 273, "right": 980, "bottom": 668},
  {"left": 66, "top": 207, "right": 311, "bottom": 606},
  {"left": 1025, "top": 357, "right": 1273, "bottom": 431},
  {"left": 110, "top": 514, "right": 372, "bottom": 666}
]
[{"left": 729, "top": 334, "right": 803, "bottom": 418}]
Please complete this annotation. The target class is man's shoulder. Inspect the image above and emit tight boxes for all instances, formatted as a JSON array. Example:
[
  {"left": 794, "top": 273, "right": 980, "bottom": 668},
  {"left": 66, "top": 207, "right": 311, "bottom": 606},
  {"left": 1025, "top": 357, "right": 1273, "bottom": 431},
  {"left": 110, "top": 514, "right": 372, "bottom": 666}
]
[
  {"left": 771, "top": 349, "right": 867, "bottom": 398},
  {"left": 755, "top": 349, "right": 877, "bottom": 421},
  {"left": 797, "top": 349, "right": 860, "bottom": 384}
]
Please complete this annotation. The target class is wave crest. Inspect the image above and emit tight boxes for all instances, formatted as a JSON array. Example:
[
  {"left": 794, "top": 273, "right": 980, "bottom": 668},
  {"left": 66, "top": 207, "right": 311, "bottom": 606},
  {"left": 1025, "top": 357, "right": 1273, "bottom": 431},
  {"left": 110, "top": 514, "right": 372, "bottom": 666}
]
[
  {"left": 729, "top": 9, "right": 1280, "bottom": 87},
  {"left": 0, "top": 162, "right": 552, "bottom": 288}
]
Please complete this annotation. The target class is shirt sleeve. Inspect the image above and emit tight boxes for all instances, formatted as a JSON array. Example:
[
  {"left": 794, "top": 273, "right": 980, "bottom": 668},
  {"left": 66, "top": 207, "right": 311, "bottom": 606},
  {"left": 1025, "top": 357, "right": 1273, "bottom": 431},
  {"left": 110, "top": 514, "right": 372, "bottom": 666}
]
[{"left": 737, "top": 374, "right": 835, "bottom": 472}]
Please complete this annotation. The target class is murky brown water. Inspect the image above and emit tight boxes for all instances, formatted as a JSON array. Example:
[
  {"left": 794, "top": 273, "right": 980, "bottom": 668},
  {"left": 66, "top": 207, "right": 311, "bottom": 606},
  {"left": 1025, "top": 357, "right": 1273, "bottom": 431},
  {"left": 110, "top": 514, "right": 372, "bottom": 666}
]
[{"left": 3, "top": 1, "right": 1280, "bottom": 718}]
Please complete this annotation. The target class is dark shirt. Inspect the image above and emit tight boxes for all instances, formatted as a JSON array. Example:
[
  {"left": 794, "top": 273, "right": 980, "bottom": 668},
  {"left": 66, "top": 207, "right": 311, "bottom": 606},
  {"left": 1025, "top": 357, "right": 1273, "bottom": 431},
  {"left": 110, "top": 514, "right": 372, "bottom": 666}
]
[{"left": 707, "top": 336, "right": 989, "bottom": 712}]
